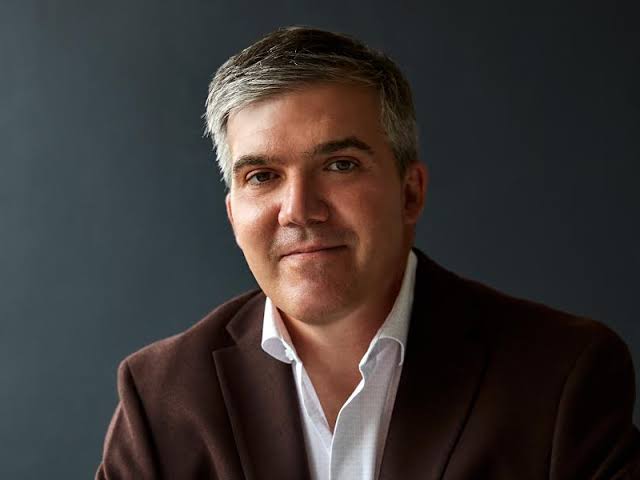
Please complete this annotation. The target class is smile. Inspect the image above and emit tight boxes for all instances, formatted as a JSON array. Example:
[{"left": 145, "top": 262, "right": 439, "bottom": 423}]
[{"left": 281, "top": 245, "right": 346, "bottom": 259}]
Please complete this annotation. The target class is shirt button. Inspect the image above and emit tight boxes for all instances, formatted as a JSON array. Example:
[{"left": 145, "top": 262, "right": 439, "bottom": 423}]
[{"left": 285, "top": 349, "right": 295, "bottom": 362}]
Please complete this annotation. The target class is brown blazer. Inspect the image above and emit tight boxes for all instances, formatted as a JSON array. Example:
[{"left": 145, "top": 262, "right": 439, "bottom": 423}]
[{"left": 96, "top": 249, "right": 640, "bottom": 479}]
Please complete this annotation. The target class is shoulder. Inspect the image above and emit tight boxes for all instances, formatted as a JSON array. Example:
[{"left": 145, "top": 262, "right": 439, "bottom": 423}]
[
  {"left": 462, "top": 270, "right": 628, "bottom": 362},
  {"left": 416, "top": 249, "right": 632, "bottom": 379},
  {"left": 101, "top": 289, "right": 266, "bottom": 474},
  {"left": 116, "top": 289, "right": 264, "bottom": 396}
]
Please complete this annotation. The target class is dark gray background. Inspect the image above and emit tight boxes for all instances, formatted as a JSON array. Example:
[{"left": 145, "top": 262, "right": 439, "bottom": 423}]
[{"left": 1, "top": 0, "right": 638, "bottom": 478}]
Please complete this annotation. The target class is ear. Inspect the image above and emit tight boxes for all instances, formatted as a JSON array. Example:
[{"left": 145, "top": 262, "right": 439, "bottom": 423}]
[
  {"left": 225, "top": 193, "right": 235, "bottom": 235},
  {"left": 402, "top": 161, "right": 428, "bottom": 225}
]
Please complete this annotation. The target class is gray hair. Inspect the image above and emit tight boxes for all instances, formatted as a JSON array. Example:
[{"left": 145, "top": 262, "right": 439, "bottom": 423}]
[{"left": 203, "top": 26, "right": 418, "bottom": 187}]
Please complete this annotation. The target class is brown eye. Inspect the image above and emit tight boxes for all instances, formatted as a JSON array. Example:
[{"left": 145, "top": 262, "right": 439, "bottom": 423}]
[
  {"left": 327, "top": 159, "right": 357, "bottom": 172},
  {"left": 247, "top": 171, "right": 276, "bottom": 185}
]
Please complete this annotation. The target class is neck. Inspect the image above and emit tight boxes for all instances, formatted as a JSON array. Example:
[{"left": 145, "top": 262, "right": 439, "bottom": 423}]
[{"left": 281, "top": 255, "right": 408, "bottom": 373}]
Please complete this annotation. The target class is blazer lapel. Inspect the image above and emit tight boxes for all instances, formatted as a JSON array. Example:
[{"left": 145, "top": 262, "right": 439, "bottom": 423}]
[
  {"left": 379, "top": 250, "right": 489, "bottom": 480},
  {"left": 212, "top": 293, "right": 310, "bottom": 480}
]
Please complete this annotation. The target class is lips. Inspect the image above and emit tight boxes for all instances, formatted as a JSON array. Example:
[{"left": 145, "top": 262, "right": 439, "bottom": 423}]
[{"left": 281, "top": 245, "right": 345, "bottom": 258}]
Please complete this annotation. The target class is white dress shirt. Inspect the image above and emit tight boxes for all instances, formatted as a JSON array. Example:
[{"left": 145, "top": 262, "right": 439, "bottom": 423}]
[{"left": 261, "top": 251, "right": 417, "bottom": 480}]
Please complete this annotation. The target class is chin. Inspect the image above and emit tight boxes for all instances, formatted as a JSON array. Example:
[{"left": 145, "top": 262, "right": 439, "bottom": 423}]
[{"left": 272, "top": 283, "right": 356, "bottom": 325}]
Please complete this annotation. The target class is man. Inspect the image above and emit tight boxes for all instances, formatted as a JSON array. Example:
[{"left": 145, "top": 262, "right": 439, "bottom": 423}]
[{"left": 96, "top": 27, "right": 640, "bottom": 479}]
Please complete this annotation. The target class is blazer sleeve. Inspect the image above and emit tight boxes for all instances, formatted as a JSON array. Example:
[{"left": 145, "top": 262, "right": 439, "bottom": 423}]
[
  {"left": 95, "top": 359, "right": 161, "bottom": 479},
  {"left": 549, "top": 327, "right": 640, "bottom": 479}
]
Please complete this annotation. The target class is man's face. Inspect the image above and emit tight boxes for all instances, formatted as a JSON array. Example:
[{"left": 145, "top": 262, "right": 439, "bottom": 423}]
[{"left": 225, "top": 83, "right": 426, "bottom": 325}]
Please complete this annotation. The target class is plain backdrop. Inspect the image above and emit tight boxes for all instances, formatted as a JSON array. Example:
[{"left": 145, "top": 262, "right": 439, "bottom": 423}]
[{"left": 1, "top": 0, "right": 638, "bottom": 478}]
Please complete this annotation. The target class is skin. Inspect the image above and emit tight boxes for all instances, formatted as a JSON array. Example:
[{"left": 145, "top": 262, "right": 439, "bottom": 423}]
[{"left": 225, "top": 82, "right": 427, "bottom": 430}]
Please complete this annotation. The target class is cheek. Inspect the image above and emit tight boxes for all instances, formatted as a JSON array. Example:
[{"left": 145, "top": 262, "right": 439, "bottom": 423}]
[
  {"left": 335, "top": 183, "right": 404, "bottom": 244},
  {"left": 232, "top": 200, "right": 277, "bottom": 252}
]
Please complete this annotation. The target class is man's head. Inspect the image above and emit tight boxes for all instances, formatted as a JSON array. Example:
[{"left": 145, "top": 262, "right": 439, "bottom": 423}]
[
  {"left": 204, "top": 27, "right": 419, "bottom": 187},
  {"left": 204, "top": 27, "right": 427, "bottom": 325}
]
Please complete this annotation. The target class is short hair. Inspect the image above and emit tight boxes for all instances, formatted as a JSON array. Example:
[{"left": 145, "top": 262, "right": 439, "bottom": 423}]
[{"left": 203, "top": 26, "right": 418, "bottom": 187}]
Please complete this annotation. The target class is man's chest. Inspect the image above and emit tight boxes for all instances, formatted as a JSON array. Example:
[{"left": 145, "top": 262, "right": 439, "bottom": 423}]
[{"left": 290, "top": 346, "right": 404, "bottom": 480}]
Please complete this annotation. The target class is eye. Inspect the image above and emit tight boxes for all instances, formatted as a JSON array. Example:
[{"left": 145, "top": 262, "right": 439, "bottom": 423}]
[
  {"left": 327, "top": 159, "right": 358, "bottom": 172},
  {"left": 246, "top": 171, "right": 277, "bottom": 185}
]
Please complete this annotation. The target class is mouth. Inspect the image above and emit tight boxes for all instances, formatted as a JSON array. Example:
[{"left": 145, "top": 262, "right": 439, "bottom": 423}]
[{"left": 281, "top": 245, "right": 346, "bottom": 259}]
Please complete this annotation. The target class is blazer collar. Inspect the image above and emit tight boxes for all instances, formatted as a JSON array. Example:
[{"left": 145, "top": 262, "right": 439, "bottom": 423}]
[
  {"left": 378, "top": 248, "right": 488, "bottom": 480},
  {"left": 213, "top": 248, "right": 487, "bottom": 480},
  {"left": 212, "top": 292, "right": 311, "bottom": 480}
]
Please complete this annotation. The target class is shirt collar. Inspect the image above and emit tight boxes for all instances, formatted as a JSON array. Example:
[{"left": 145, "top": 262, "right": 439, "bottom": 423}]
[
  {"left": 261, "top": 294, "right": 299, "bottom": 364},
  {"left": 261, "top": 250, "right": 418, "bottom": 367}
]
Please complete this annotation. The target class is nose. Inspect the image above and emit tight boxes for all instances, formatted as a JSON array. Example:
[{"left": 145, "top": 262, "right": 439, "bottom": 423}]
[{"left": 277, "top": 175, "right": 329, "bottom": 227}]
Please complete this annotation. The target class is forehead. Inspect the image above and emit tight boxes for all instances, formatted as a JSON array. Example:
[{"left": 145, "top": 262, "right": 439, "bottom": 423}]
[{"left": 226, "top": 83, "right": 386, "bottom": 160}]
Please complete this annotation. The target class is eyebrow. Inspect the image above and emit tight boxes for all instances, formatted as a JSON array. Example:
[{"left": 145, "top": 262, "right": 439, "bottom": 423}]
[
  {"left": 309, "top": 136, "right": 375, "bottom": 157},
  {"left": 231, "top": 136, "right": 375, "bottom": 177},
  {"left": 232, "top": 155, "right": 275, "bottom": 177}
]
